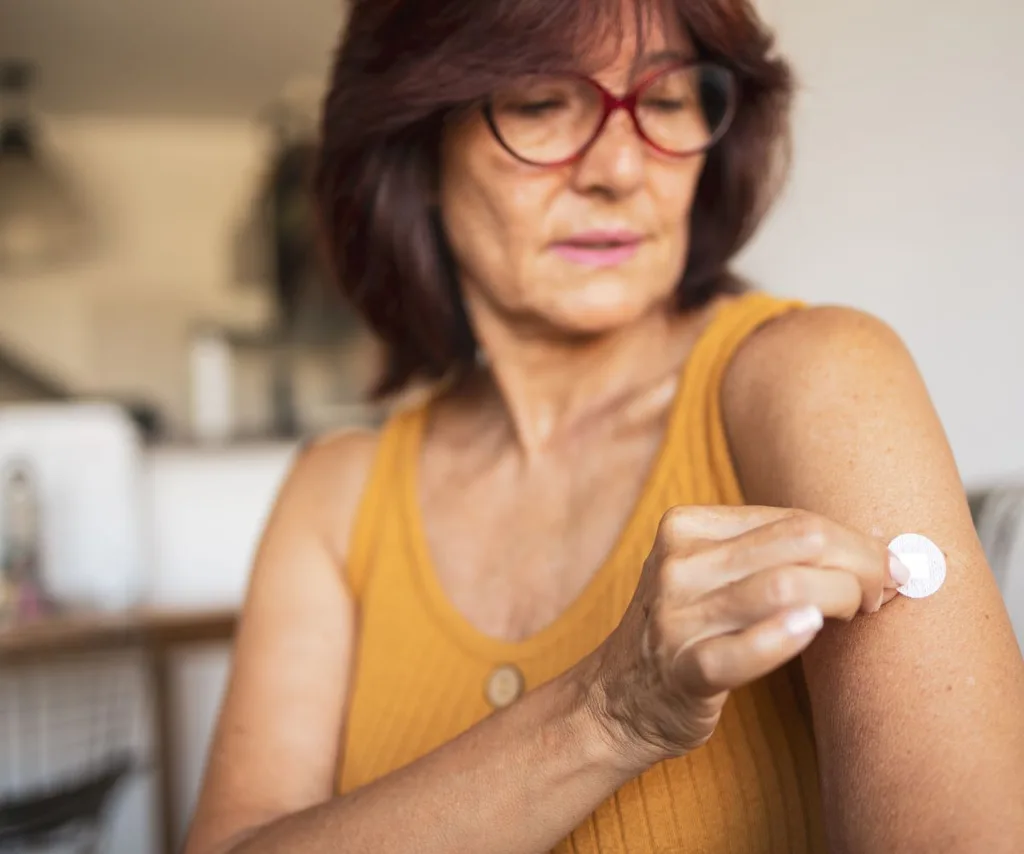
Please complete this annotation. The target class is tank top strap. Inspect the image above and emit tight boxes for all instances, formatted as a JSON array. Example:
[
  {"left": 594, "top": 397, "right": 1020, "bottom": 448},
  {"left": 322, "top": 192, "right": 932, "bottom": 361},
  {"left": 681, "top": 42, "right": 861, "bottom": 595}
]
[
  {"left": 675, "top": 291, "right": 805, "bottom": 506},
  {"left": 345, "top": 401, "right": 429, "bottom": 599}
]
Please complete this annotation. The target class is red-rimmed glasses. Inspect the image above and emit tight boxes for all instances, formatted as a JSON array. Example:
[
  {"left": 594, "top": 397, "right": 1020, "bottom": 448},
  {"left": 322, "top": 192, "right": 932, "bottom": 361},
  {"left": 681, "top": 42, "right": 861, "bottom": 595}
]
[{"left": 483, "top": 62, "right": 737, "bottom": 167}]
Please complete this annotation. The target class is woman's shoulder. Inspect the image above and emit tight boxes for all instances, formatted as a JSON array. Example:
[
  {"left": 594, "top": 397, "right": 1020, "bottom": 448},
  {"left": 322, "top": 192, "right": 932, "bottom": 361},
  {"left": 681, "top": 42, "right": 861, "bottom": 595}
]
[
  {"left": 721, "top": 301, "right": 915, "bottom": 456},
  {"left": 277, "top": 426, "right": 384, "bottom": 568},
  {"left": 725, "top": 302, "right": 906, "bottom": 396},
  {"left": 302, "top": 425, "right": 383, "bottom": 489}
]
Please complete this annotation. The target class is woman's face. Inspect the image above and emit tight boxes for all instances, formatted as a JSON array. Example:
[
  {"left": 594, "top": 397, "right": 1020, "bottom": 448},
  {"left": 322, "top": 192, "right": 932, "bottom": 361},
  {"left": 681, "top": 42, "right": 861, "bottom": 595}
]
[{"left": 439, "top": 12, "right": 705, "bottom": 337}]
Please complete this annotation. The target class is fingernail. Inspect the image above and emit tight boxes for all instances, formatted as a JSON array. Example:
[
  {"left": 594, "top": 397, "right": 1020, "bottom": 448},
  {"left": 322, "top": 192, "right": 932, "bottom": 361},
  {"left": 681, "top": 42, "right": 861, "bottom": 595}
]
[
  {"left": 888, "top": 552, "right": 912, "bottom": 586},
  {"left": 784, "top": 605, "right": 824, "bottom": 637}
]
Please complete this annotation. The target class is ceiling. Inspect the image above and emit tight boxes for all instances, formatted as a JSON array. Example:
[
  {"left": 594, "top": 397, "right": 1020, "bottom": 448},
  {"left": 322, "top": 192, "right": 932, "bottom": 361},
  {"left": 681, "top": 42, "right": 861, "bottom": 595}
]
[{"left": 0, "top": 0, "right": 345, "bottom": 118}]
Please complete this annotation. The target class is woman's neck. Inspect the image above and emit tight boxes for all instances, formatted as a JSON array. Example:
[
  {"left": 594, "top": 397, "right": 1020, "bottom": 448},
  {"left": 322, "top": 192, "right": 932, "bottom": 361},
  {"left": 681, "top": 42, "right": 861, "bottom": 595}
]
[{"left": 463, "top": 297, "right": 713, "bottom": 461}]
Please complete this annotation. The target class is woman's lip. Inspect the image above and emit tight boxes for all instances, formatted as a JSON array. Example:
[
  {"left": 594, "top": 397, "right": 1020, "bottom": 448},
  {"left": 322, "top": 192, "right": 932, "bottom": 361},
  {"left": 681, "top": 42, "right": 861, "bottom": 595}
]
[
  {"left": 551, "top": 241, "right": 642, "bottom": 268},
  {"left": 560, "top": 230, "right": 643, "bottom": 244}
]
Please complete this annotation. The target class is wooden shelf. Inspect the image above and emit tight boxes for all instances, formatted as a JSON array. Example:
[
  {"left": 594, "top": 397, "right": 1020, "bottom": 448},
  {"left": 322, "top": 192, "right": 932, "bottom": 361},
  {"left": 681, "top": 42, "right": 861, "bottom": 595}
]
[{"left": 0, "top": 606, "right": 237, "bottom": 663}]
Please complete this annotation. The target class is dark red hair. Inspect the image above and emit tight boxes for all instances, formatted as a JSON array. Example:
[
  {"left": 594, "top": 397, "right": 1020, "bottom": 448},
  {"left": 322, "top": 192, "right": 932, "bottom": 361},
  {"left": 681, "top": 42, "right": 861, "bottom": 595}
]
[{"left": 315, "top": 0, "right": 793, "bottom": 397}]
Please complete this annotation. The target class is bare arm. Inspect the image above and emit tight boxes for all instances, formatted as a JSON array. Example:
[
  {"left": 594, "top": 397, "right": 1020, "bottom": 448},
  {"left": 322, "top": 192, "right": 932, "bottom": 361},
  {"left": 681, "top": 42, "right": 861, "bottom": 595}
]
[
  {"left": 723, "top": 306, "right": 1024, "bottom": 853},
  {"left": 184, "top": 434, "right": 370, "bottom": 852},
  {"left": 184, "top": 433, "right": 631, "bottom": 854},
  {"left": 219, "top": 672, "right": 626, "bottom": 854}
]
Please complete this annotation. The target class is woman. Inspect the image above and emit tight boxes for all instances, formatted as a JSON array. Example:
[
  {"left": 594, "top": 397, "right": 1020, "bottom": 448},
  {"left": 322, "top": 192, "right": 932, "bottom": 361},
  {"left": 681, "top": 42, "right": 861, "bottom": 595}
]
[{"left": 186, "top": 0, "right": 1024, "bottom": 852}]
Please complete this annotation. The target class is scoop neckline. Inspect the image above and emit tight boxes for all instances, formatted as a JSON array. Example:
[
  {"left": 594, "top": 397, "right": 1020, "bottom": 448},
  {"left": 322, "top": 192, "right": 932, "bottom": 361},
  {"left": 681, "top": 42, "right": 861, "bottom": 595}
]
[{"left": 398, "top": 296, "right": 749, "bottom": 662}]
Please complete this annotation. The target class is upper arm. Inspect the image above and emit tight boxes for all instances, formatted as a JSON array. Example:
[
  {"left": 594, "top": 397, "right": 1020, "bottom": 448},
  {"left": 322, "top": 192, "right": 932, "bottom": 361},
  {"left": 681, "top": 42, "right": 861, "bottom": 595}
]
[
  {"left": 185, "top": 431, "right": 379, "bottom": 854},
  {"left": 723, "top": 305, "right": 1024, "bottom": 852}
]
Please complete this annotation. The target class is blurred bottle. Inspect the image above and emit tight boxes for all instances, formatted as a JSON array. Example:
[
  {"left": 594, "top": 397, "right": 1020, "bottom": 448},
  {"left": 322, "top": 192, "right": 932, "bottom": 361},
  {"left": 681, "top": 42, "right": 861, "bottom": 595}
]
[
  {"left": 189, "top": 329, "right": 236, "bottom": 443},
  {"left": 0, "top": 459, "right": 51, "bottom": 624}
]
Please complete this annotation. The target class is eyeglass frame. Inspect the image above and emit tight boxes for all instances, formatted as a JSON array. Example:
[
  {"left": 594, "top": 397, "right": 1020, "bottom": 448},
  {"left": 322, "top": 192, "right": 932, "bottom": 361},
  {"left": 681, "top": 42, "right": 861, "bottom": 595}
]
[{"left": 481, "top": 61, "right": 739, "bottom": 168}]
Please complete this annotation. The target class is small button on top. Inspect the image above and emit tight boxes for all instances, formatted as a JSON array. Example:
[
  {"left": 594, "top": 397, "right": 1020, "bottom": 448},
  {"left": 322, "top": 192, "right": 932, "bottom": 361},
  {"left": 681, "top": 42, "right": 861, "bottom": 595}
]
[{"left": 485, "top": 663, "right": 524, "bottom": 709}]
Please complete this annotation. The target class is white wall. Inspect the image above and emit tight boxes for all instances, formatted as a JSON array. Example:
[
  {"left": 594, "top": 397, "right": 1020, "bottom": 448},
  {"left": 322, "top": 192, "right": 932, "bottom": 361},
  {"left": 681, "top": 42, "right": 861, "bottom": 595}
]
[{"left": 741, "top": 0, "right": 1024, "bottom": 487}]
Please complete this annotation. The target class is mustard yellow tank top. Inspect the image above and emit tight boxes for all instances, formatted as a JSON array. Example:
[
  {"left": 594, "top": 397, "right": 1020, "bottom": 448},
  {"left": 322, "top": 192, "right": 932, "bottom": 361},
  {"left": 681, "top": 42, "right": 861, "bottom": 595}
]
[{"left": 339, "top": 293, "right": 825, "bottom": 853}]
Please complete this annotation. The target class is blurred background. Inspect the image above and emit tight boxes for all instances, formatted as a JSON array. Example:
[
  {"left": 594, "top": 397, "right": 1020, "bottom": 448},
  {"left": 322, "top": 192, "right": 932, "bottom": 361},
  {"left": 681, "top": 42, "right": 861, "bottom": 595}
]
[{"left": 0, "top": 0, "right": 1021, "bottom": 852}]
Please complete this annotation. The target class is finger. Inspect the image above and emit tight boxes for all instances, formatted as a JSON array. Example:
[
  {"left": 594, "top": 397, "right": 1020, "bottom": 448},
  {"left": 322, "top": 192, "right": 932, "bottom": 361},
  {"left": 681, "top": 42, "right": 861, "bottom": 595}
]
[
  {"left": 669, "top": 514, "right": 895, "bottom": 611},
  {"left": 669, "top": 566, "right": 864, "bottom": 647},
  {"left": 678, "top": 606, "right": 824, "bottom": 696},
  {"left": 656, "top": 505, "right": 795, "bottom": 548},
  {"left": 658, "top": 508, "right": 906, "bottom": 591}
]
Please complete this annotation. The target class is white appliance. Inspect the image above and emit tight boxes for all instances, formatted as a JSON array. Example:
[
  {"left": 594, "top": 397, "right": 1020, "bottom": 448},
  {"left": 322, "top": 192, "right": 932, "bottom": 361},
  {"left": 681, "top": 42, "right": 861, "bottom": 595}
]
[{"left": 0, "top": 402, "right": 146, "bottom": 610}]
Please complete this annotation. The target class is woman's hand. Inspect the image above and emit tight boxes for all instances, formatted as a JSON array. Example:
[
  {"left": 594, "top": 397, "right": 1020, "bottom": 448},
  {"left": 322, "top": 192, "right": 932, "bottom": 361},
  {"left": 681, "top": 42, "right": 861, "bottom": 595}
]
[{"left": 583, "top": 506, "right": 910, "bottom": 771}]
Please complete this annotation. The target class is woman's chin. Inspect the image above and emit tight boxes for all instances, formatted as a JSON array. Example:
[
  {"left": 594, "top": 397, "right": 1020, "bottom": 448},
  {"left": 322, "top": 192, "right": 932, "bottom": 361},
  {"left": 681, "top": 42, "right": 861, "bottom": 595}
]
[{"left": 541, "top": 286, "right": 664, "bottom": 337}]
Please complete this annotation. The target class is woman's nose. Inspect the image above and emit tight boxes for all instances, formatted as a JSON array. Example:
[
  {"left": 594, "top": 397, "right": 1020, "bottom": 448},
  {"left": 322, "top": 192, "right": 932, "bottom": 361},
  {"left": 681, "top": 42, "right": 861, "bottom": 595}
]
[{"left": 571, "top": 108, "right": 646, "bottom": 197}]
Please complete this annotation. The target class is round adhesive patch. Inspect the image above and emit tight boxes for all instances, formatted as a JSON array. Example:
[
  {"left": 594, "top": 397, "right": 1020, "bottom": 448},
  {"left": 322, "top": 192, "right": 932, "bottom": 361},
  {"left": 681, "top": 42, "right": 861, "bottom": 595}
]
[{"left": 888, "top": 533, "right": 946, "bottom": 599}]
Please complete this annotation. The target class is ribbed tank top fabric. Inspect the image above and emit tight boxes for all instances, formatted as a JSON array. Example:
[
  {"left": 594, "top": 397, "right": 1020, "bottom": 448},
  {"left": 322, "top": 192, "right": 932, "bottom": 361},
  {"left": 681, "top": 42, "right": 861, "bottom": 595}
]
[{"left": 339, "top": 292, "right": 825, "bottom": 852}]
